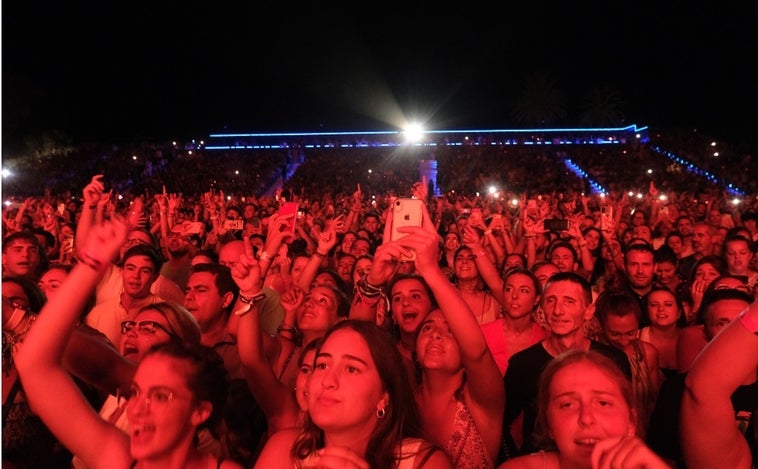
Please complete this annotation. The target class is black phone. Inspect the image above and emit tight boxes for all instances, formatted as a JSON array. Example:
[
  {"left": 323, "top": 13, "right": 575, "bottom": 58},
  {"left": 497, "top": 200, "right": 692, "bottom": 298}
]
[{"left": 544, "top": 219, "right": 570, "bottom": 232}]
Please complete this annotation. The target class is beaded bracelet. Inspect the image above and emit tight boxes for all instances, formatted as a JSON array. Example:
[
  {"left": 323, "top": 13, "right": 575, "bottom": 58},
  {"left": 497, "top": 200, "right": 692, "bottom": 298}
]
[{"left": 356, "top": 277, "right": 383, "bottom": 298}]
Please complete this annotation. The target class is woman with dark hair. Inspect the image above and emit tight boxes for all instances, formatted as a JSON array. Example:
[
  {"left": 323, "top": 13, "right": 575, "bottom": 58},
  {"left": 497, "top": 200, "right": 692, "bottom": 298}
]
[
  {"left": 683, "top": 254, "right": 729, "bottom": 323},
  {"left": 254, "top": 320, "right": 452, "bottom": 468},
  {"left": 595, "top": 290, "right": 662, "bottom": 436},
  {"left": 14, "top": 215, "right": 243, "bottom": 469},
  {"left": 498, "top": 350, "right": 668, "bottom": 469},
  {"left": 480, "top": 267, "right": 550, "bottom": 376},
  {"left": 641, "top": 286, "right": 683, "bottom": 380}
]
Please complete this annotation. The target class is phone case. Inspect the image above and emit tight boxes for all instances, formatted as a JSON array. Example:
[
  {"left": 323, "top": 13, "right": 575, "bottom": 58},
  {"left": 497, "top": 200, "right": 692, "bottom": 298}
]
[
  {"left": 390, "top": 198, "right": 424, "bottom": 242},
  {"left": 278, "top": 202, "right": 299, "bottom": 233}
]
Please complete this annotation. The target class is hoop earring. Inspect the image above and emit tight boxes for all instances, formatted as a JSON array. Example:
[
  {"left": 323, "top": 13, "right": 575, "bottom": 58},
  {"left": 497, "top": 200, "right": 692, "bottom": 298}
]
[{"left": 376, "top": 407, "right": 386, "bottom": 419}]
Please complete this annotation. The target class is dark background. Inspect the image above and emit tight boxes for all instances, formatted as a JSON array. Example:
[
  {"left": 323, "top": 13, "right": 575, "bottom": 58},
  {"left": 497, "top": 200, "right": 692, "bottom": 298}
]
[{"left": 3, "top": 4, "right": 756, "bottom": 151}]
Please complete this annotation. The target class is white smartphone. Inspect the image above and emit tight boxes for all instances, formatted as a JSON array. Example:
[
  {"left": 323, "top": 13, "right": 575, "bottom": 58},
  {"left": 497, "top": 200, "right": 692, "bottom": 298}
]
[{"left": 390, "top": 198, "right": 424, "bottom": 243}]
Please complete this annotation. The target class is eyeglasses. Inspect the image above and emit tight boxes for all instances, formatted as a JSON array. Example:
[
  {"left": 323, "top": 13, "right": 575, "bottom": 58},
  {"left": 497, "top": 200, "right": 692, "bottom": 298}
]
[
  {"left": 120, "top": 320, "right": 175, "bottom": 337},
  {"left": 125, "top": 386, "right": 187, "bottom": 411}
]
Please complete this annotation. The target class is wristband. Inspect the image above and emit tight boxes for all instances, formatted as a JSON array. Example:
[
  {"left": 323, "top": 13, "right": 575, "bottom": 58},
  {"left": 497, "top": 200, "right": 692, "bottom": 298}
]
[
  {"left": 314, "top": 251, "right": 328, "bottom": 259},
  {"left": 738, "top": 307, "right": 758, "bottom": 335},
  {"left": 258, "top": 250, "right": 271, "bottom": 261},
  {"left": 239, "top": 292, "right": 266, "bottom": 304}
]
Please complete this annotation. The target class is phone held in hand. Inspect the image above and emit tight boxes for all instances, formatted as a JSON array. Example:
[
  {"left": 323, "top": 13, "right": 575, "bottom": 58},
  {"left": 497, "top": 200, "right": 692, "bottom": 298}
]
[
  {"left": 544, "top": 218, "right": 570, "bottom": 232},
  {"left": 390, "top": 198, "right": 424, "bottom": 261},
  {"left": 278, "top": 202, "right": 299, "bottom": 234}
]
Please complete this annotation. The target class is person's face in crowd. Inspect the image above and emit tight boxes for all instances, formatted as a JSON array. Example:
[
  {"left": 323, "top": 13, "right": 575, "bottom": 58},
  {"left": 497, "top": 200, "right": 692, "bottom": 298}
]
[
  {"left": 695, "top": 203, "right": 708, "bottom": 219},
  {"left": 745, "top": 218, "right": 758, "bottom": 234},
  {"left": 340, "top": 233, "right": 357, "bottom": 254},
  {"left": 708, "top": 209, "right": 722, "bottom": 227},
  {"left": 632, "top": 225, "right": 652, "bottom": 243},
  {"left": 218, "top": 241, "right": 245, "bottom": 270},
  {"left": 362, "top": 216, "right": 380, "bottom": 234},
  {"left": 624, "top": 250, "right": 654, "bottom": 290},
  {"left": 295, "top": 347, "right": 316, "bottom": 412},
  {"left": 646, "top": 289, "right": 680, "bottom": 328},
  {"left": 546, "top": 360, "right": 635, "bottom": 469},
  {"left": 307, "top": 328, "right": 388, "bottom": 437},
  {"left": 166, "top": 231, "right": 191, "bottom": 257},
  {"left": 352, "top": 257, "right": 372, "bottom": 285},
  {"left": 533, "top": 263, "right": 560, "bottom": 289},
  {"left": 122, "top": 255, "right": 158, "bottom": 299},
  {"left": 350, "top": 238, "right": 371, "bottom": 258},
  {"left": 289, "top": 256, "right": 310, "bottom": 284},
  {"left": 550, "top": 247, "right": 576, "bottom": 273},
  {"left": 416, "top": 309, "right": 462, "bottom": 372},
  {"left": 503, "top": 254, "right": 526, "bottom": 271},
  {"left": 184, "top": 272, "right": 231, "bottom": 327},
  {"left": 630, "top": 211, "right": 646, "bottom": 227},
  {"left": 691, "top": 224, "right": 713, "bottom": 256},
  {"left": 583, "top": 230, "right": 601, "bottom": 252},
  {"left": 453, "top": 247, "right": 479, "bottom": 281},
  {"left": 654, "top": 261, "right": 678, "bottom": 287},
  {"left": 600, "top": 239, "right": 622, "bottom": 262},
  {"left": 694, "top": 262, "right": 721, "bottom": 284},
  {"left": 120, "top": 308, "right": 176, "bottom": 362},
  {"left": 666, "top": 235, "right": 683, "bottom": 257},
  {"left": 226, "top": 209, "right": 240, "bottom": 220},
  {"left": 602, "top": 314, "right": 639, "bottom": 350},
  {"left": 58, "top": 223, "right": 75, "bottom": 243},
  {"left": 297, "top": 286, "right": 341, "bottom": 335},
  {"left": 703, "top": 298, "right": 751, "bottom": 341},
  {"left": 502, "top": 272, "right": 540, "bottom": 320},
  {"left": 676, "top": 218, "right": 693, "bottom": 237},
  {"left": 126, "top": 353, "right": 208, "bottom": 461},
  {"left": 396, "top": 260, "right": 416, "bottom": 276},
  {"left": 2, "top": 238, "right": 41, "bottom": 279},
  {"left": 38, "top": 267, "right": 68, "bottom": 299},
  {"left": 390, "top": 278, "right": 433, "bottom": 336},
  {"left": 336, "top": 256, "right": 356, "bottom": 283},
  {"left": 724, "top": 239, "right": 752, "bottom": 275},
  {"left": 579, "top": 216, "right": 595, "bottom": 233},
  {"left": 444, "top": 233, "right": 460, "bottom": 252},
  {"left": 2, "top": 280, "right": 31, "bottom": 326},
  {"left": 542, "top": 280, "right": 590, "bottom": 337},
  {"left": 243, "top": 205, "right": 256, "bottom": 220}
]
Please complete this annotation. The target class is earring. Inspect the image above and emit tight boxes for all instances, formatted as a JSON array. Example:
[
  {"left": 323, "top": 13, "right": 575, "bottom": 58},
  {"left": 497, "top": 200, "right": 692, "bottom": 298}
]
[{"left": 376, "top": 407, "right": 386, "bottom": 419}]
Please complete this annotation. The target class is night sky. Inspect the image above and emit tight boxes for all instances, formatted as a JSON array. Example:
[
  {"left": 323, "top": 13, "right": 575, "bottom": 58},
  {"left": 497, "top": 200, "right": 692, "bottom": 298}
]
[{"left": 3, "top": 4, "right": 756, "bottom": 151}]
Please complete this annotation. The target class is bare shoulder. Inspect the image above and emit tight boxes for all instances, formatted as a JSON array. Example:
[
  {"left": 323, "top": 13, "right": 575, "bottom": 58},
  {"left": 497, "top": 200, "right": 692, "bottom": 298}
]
[
  {"left": 219, "top": 458, "right": 245, "bottom": 469},
  {"left": 252, "top": 428, "right": 300, "bottom": 469},
  {"left": 414, "top": 441, "right": 454, "bottom": 469}
]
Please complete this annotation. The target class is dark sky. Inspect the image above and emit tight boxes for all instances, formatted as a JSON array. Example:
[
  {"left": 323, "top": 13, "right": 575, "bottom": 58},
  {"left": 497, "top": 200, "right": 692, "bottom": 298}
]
[{"left": 3, "top": 4, "right": 756, "bottom": 150}]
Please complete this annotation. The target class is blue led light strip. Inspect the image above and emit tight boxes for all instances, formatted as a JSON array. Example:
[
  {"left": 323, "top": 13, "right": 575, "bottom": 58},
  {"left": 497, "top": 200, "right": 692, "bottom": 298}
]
[
  {"left": 563, "top": 158, "right": 607, "bottom": 196},
  {"left": 651, "top": 146, "right": 745, "bottom": 197}
]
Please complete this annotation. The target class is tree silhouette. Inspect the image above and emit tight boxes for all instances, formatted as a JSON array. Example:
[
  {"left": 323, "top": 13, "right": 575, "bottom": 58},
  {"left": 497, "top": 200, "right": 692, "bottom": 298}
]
[
  {"left": 511, "top": 72, "right": 567, "bottom": 127},
  {"left": 579, "top": 86, "right": 626, "bottom": 127}
]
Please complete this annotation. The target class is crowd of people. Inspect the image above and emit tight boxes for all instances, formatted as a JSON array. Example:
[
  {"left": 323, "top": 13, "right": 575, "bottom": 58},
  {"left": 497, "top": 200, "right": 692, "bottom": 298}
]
[{"left": 2, "top": 138, "right": 758, "bottom": 468}]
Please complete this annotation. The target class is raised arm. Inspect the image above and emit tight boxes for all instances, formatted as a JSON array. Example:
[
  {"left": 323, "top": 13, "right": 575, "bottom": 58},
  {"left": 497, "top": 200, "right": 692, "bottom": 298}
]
[
  {"left": 398, "top": 208, "right": 504, "bottom": 413},
  {"left": 231, "top": 236, "right": 301, "bottom": 434},
  {"left": 681, "top": 301, "right": 758, "bottom": 469},
  {"left": 461, "top": 225, "right": 504, "bottom": 305},
  {"left": 15, "top": 214, "right": 134, "bottom": 468}
]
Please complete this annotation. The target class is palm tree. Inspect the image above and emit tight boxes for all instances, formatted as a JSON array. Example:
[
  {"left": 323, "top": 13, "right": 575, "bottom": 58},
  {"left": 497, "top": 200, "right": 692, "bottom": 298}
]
[
  {"left": 578, "top": 86, "right": 626, "bottom": 127},
  {"left": 511, "top": 72, "right": 567, "bottom": 127}
]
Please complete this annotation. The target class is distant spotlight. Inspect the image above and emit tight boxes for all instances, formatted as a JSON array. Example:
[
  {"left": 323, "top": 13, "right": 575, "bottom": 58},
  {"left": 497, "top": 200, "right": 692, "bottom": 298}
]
[
  {"left": 488, "top": 186, "right": 497, "bottom": 194},
  {"left": 600, "top": 193, "right": 606, "bottom": 198},
  {"left": 636, "top": 193, "right": 643, "bottom": 199},
  {"left": 235, "top": 170, "right": 239, "bottom": 175},
  {"left": 118, "top": 194, "right": 124, "bottom": 200},
  {"left": 646, "top": 169, "right": 653, "bottom": 174},
  {"left": 659, "top": 194, "right": 667, "bottom": 201},
  {"left": 1, "top": 168, "right": 11, "bottom": 178},
  {"left": 4, "top": 200, "right": 11, "bottom": 206},
  {"left": 368, "top": 169, "right": 372, "bottom": 174},
  {"left": 732, "top": 198, "right": 741, "bottom": 205},
  {"left": 476, "top": 192, "right": 480, "bottom": 197},
  {"left": 511, "top": 198, "right": 519, "bottom": 206},
  {"left": 402, "top": 124, "right": 425, "bottom": 143},
  {"left": 713, "top": 152, "right": 719, "bottom": 157},
  {"left": 711, "top": 141, "right": 717, "bottom": 147},
  {"left": 628, "top": 191, "right": 634, "bottom": 197},
  {"left": 132, "top": 155, "right": 137, "bottom": 160},
  {"left": 188, "top": 151, "right": 193, "bottom": 155}
]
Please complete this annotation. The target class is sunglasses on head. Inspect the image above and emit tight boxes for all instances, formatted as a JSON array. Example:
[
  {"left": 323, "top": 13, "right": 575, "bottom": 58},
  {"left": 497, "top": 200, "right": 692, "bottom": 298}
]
[{"left": 120, "top": 320, "right": 175, "bottom": 337}]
